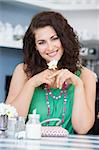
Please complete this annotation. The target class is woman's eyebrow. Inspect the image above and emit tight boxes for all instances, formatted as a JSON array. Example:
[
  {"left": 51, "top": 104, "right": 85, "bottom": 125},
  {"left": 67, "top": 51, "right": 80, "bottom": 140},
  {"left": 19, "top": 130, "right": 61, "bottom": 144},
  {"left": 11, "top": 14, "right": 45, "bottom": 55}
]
[
  {"left": 36, "top": 39, "right": 45, "bottom": 42},
  {"left": 36, "top": 35, "right": 57, "bottom": 42}
]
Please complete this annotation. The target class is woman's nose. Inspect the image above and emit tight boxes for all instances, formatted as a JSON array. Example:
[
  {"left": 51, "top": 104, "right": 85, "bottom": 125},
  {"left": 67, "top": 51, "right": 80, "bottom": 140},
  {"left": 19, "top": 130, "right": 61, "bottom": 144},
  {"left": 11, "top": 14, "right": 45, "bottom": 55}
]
[{"left": 47, "top": 42, "right": 53, "bottom": 51}]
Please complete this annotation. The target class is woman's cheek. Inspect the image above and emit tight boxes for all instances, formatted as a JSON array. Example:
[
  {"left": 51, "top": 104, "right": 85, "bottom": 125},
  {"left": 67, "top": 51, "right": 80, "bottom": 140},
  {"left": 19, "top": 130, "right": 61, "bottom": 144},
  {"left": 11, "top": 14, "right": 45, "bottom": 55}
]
[{"left": 38, "top": 46, "right": 47, "bottom": 53}]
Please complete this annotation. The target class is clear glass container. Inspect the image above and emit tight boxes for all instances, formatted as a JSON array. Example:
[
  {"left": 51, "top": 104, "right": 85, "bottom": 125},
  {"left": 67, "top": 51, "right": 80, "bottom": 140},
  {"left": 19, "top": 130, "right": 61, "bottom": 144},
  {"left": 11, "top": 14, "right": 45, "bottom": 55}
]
[
  {"left": 16, "top": 116, "right": 26, "bottom": 132},
  {"left": 7, "top": 117, "right": 17, "bottom": 138}
]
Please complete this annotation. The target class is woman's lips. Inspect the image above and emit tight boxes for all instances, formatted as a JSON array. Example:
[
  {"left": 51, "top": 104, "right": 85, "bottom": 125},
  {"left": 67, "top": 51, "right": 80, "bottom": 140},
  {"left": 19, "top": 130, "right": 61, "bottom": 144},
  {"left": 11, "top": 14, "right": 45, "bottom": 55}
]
[{"left": 47, "top": 50, "right": 58, "bottom": 57}]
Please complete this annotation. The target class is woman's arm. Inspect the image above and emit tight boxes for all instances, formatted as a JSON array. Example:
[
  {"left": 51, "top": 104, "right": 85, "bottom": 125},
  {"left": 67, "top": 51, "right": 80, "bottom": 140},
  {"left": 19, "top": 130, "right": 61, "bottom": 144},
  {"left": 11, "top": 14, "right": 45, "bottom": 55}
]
[
  {"left": 72, "top": 67, "right": 96, "bottom": 134},
  {"left": 6, "top": 63, "right": 54, "bottom": 117},
  {"left": 6, "top": 63, "right": 36, "bottom": 117}
]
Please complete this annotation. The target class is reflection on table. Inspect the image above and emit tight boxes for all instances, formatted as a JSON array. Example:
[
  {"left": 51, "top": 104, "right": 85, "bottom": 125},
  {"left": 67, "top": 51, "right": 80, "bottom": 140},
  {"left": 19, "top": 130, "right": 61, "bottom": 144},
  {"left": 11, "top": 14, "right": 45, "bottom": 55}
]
[{"left": 0, "top": 134, "right": 99, "bottom": 150}]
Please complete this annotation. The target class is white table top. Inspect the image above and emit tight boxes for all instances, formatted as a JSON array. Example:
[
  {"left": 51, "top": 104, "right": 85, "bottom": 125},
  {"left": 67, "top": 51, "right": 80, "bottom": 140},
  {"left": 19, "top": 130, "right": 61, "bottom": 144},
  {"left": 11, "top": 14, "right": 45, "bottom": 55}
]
[{"left": 0, "top": 134, "right": 99, "bottom": 150}]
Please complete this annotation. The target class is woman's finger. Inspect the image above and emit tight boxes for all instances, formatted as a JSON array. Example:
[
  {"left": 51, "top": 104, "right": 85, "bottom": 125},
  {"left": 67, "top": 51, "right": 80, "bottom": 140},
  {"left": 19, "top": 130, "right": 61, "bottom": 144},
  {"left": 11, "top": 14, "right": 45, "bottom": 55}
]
[
  {"left": 48, "top": 70, "right": 61, "bottom": 79},
  {"left": 56, "top": 69, "right": 69, "bottom": 88}
]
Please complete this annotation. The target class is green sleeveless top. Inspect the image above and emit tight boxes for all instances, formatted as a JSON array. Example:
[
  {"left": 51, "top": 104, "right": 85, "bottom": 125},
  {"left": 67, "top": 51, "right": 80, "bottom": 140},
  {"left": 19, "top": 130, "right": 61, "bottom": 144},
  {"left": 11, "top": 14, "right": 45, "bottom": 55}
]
[{"left": 29, "top": 70, "right": 81, "bottom": 134}]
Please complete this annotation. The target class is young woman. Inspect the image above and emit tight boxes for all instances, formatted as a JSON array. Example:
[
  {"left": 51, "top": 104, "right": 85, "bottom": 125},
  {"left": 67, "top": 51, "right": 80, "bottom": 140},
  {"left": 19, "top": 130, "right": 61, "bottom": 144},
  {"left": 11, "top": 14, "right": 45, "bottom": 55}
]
[{"left": 6, "top": 11, "right": 96, "bottom": 134}]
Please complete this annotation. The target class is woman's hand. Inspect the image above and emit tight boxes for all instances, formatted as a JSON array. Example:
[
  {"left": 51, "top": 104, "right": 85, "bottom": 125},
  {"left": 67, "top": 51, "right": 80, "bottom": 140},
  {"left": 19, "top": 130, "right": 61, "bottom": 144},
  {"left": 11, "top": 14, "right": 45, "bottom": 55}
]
[
  {"left": 31, "top": 69, "right": 56, "bottom": 88},
  {"left": 49, "top": 69, "right": 83, "bottom": 88}
]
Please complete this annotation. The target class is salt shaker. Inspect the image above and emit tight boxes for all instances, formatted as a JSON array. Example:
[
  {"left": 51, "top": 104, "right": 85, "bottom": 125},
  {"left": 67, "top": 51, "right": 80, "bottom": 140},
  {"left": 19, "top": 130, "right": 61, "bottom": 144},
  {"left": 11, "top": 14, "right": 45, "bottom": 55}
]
[{"left": 26, "top": 109, "right": 41, "bottom": 139}]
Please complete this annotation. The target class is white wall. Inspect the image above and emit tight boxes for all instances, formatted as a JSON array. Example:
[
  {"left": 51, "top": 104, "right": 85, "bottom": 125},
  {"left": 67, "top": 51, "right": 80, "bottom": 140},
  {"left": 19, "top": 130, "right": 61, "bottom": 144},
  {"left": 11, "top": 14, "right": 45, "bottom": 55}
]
[
  {"left": 97, "top": 11, "right": 99, "bottom": 39},
  {"left": 61, "top": 10, "right": 99, "bottom": 40}
]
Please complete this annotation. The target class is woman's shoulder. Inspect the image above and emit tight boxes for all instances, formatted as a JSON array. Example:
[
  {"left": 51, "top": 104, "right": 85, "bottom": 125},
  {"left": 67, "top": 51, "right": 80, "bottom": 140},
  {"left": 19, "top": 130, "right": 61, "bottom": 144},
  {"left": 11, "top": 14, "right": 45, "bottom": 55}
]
[
  {"left": 13, "top": 63, "right": 28, "bottom": 80},
  {"left": 13, "top": 63, "right": 24, "bottom": 73},
  {"left": 80, "top": 66, "right": 97, "bottom": 81}
]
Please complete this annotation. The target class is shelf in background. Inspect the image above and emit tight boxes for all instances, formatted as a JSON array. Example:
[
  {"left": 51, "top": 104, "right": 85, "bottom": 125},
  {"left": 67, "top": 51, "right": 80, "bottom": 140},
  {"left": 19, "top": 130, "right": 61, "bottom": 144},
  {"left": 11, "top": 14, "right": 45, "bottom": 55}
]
[{"left": 0, "top": 40, "right": 23, "bottom": 49}]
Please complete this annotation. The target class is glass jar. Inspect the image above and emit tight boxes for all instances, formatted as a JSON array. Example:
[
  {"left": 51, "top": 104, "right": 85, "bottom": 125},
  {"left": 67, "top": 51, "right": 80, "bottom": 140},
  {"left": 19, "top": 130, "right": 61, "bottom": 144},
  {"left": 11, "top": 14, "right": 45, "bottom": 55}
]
[
  {"left": 26, "top": 114, "right": 41, "bottom": 139},
  {"left": 0, "top": 115, "right": 8, "bottom": 131},
  {"left": 7, "top": 117, "right": 17, "bottom": 138},
  {"left": 16, "top": 116, "right": 26, "bottom": 132}
]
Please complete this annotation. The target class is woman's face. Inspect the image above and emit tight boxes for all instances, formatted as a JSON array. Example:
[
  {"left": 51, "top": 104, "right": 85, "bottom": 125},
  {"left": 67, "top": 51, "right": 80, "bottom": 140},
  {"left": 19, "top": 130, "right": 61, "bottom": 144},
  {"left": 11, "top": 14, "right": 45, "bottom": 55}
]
[{"left": 35, "top": 26, "right": 64, "bottom": 63}]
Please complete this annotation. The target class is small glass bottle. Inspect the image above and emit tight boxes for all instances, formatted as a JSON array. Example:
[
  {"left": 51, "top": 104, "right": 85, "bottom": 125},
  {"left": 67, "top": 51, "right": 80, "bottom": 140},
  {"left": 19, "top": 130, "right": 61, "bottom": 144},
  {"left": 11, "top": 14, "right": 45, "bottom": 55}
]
[
  {"left": 7, "top": 117, "right": 17, "bottom": 138},
  {"left": 26, "top": 110, "right": 41, "bottom": 140},
  {"left": 16, "top": 116, "right": 26, "bottom": 132}
]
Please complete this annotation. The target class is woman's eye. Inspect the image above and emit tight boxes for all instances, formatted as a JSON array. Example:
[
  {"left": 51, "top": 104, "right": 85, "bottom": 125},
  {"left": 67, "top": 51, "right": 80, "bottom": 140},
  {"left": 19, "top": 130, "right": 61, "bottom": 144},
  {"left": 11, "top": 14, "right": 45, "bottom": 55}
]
[
  {"left": 52, "top": 37, "right": 59, "bottom": 40},
  {"left": 38, "top": 41, "right": 45, "bottom": 45}
]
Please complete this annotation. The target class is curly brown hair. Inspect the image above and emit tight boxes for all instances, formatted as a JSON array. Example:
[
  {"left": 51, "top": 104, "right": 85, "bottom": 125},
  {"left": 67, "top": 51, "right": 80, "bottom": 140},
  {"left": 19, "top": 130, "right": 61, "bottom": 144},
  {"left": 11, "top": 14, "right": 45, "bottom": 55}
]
[{"left": 23, "top": 11, "right": 81, "bottom": 78}]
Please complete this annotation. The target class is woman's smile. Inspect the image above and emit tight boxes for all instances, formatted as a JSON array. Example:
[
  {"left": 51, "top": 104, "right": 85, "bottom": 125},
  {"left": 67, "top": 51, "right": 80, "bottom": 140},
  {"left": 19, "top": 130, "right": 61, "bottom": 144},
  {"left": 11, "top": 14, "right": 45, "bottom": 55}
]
[{"left": 47, "top": 49, "right": 58, "bottom": 57}]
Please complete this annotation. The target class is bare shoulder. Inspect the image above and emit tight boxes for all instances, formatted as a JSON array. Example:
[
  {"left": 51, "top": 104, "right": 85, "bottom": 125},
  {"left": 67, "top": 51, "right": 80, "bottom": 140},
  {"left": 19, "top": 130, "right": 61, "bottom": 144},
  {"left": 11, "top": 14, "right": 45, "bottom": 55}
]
[
  {"left": 6, "top": 63, "right": 28, "bottom": 103},
  {"left": 12, "top": 63, "right": 28, "bottom": 81},
  {"left": 14, "top": 63, "right": 24, "bottom": 73},
  {"left": 80, "top": 66, "right": 97, "bottom": 82}
]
